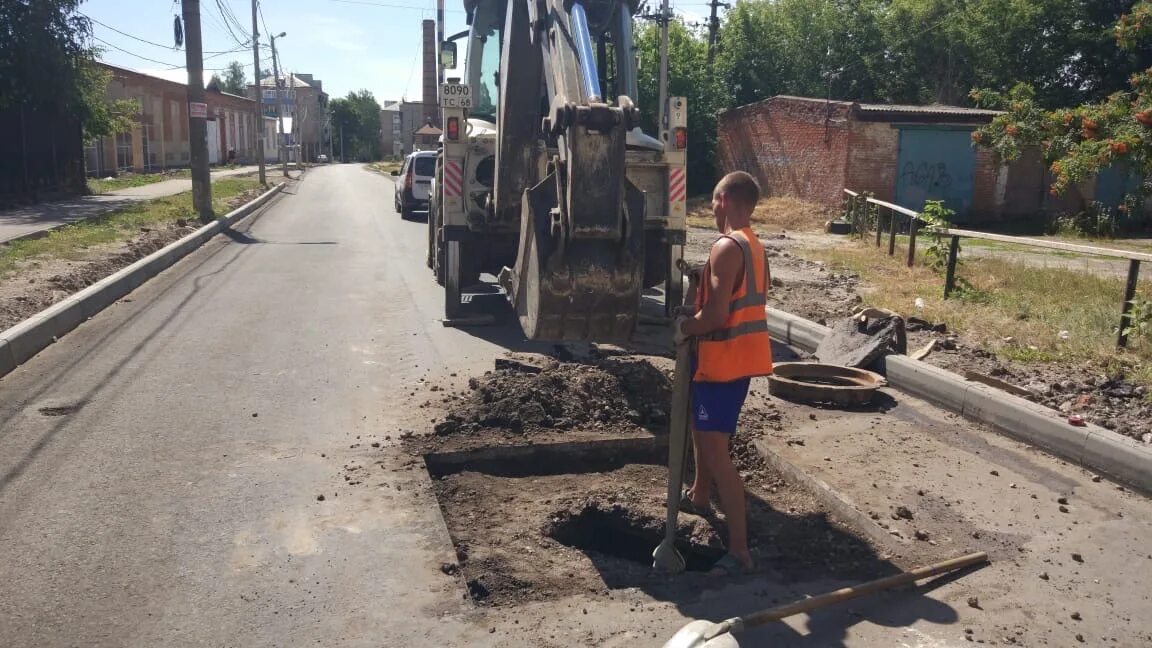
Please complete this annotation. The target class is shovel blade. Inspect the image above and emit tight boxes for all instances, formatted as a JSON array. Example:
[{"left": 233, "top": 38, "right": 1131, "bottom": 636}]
[{"left": 662, "top": 621, "right": 740, "bottom": 648}]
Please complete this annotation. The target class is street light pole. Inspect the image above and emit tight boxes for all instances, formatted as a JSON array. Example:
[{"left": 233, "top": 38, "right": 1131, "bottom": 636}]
[
  {"left": 182, "top": 0, "right": 213, "bottom": 221},
  {"left": 269, "top": 32, "right": 288, "bottom": 177}
]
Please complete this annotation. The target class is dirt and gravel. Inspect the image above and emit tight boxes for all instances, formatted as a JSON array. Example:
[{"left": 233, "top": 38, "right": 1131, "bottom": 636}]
[
  {"left": 0, "top": 186, "right": 262, "bottom": 331},
  {"left": 686, "top": 226, "right": 1152, "bottom": 443},
  {"left": 402, "top": 353, "right": 923, "bottom": 608}
]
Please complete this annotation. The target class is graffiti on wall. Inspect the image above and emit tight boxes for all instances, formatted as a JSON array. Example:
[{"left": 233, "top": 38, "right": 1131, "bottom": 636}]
[{"left": 900, "top": 162, "right": 952, "bottom": 190}]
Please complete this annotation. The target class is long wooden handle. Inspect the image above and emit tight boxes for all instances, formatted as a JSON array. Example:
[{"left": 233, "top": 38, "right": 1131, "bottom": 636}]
[{"left": 741, "top": 552, "right": 988, "bottom": 629}]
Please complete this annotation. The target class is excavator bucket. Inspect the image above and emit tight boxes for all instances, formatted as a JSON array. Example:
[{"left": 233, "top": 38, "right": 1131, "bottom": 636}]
[{"left": 506, "top": 156, "right": 646, "bottom": 342}]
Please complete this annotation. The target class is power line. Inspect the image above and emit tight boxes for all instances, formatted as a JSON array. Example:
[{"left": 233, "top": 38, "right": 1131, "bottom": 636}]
[
  {"left": 258, "top": 0, "right": 270, "bottom": 38},
  {"left": 85, "top": 16, "right": 180, "bottom": 50},
  {"left": 217, "top": 0, "right": 251, "bottom": 39},
  {"left": 208, "top": 0, "right": 250, "bottom": 47},
  {"left": 84, "top": 14, "right": 246, "bottom": 55},
  {"left": 93, "top": 36, "right": 183, "bottom": 67}
]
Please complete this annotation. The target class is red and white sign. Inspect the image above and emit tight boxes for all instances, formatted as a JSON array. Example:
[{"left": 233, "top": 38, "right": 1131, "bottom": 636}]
[
  {"left": 443, "top": 160, "right": 463, "bottom": 198},
  {"left": 189, "top": 102, "right": 208, "bottom": 119},
  {"left": 669, "top": 167, "right": 686, "bottom": 205}
]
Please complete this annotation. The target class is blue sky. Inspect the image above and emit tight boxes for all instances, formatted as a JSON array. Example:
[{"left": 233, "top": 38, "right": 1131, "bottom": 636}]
[
  {"left": 80, "top": 0, "right": 470, "bottom": 103},
  {"left": 79, "top": 0, "right": 706, "bottom": 102}
]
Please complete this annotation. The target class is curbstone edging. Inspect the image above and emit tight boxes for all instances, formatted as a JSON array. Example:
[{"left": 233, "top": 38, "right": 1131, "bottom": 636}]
[
  {"left": 0, "top": 182, "right": 285, "bottom": 380},
  {"left": 765, "top": 308, "right": 1152, "bottom": 495}
]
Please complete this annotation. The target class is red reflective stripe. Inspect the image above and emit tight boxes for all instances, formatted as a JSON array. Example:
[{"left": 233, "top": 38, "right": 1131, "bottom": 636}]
[
  {"left": 669, "top": 168, "right": 686, "bottom": 204},
  {"left": 443, "top": 160, "right": 463, "bottom": 197}
]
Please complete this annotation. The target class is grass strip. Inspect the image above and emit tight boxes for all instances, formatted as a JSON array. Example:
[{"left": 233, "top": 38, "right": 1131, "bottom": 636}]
[{"left": 1, "top": 177, "right": 264, "bottom": 279}]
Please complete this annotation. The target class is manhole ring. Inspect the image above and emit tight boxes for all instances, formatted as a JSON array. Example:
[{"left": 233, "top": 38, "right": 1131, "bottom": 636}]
[{"left": 767, "top": 362, "right": 886, "bottom": 406}]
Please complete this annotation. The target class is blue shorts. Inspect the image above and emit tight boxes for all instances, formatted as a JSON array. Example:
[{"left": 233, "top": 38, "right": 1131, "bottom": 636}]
[{"left": 690, "top": 357, "right": 751, "bottom": 434}]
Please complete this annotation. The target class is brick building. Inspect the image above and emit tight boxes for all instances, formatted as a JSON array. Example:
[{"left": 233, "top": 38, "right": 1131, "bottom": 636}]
[
  {"left": 87, "top": 63, "right": 275, "bottom": 177},
  {"left": 380, "top": 100, "right": 430, "bottom": 157},
  {"left": 248, "top": 73, "right": 329, "bottom": 163},
  {"left": 716, "top": 95, "right": 1053, "bottom": 223}
]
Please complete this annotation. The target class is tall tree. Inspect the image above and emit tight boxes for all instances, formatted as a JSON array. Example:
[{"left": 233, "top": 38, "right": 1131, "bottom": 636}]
[
  {"left": 0, "top": 0, "right": 135, "bottom": 139},
  {"left": 635, "top": 21, "right": 730, "bottom": 193},
  {"left": 210, "top": 60, "right": 247, "bottom": 96},
  {"left": 972, "top": 1, "right": 1152, "bottom": 208},
  {"left": 329, "top": 90, "right": 383, "bottom": 161}
]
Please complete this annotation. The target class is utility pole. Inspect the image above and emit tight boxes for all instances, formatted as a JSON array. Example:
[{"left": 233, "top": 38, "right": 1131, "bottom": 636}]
[
  {"left": 250, "top": 0, "right": 266, "bottom": 185},
  {"left": 657, "top": 0, "right": 669, "bottom": 139},
  {"left": 269, "top": 32, "right": 288, "bottom": 177},
  {"left": 340, "top": 124, "right": 344, "bottom": 163},
  {"left": 181, "top": 0, "right": 213, "bottom": 221},
  {"left": 706, "top": 0, "right": 728, "bottom": 66}
]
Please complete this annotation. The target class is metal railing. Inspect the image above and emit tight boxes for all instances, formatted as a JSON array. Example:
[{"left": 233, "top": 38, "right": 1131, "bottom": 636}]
[{"left": 842, "top": 189, "right": 1148, "bottom": 348}]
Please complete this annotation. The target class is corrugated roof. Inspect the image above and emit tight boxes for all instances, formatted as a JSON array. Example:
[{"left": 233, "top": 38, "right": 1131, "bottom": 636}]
[
  {"left": 734, "top": 95, "right": 1002, "bottom": 122},
  {"left": 856, "top": 102, "right": 1002, "bottom": 117}
]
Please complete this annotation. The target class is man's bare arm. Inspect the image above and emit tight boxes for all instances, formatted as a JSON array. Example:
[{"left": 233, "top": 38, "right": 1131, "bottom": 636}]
[{"left": 682, "top": 238, "right": 741, "bottom": 336}]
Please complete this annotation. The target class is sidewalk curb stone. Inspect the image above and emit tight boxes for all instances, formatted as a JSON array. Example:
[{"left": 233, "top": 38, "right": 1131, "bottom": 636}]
[{"left": 766, "top": 308, "right": 1152, "bottom": 495}]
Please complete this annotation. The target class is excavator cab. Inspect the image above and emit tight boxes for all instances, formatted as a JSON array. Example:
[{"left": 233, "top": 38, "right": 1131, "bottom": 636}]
[{"left": 433, "top": 0, "right": 686, "bottom": 342}]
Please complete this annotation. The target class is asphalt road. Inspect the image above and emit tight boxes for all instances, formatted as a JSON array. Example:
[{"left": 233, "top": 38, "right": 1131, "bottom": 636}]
[
  {"left": 3, "top": 164, "right": 1148, "bottom": 648},
  {"left": 0, "top": 164, "right": 542, "bottom": 646}
]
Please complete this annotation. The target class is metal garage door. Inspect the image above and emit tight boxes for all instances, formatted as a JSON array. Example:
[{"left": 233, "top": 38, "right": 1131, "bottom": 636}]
[{"left": 896, "top": 126, "right": 976, "bottom": 220}]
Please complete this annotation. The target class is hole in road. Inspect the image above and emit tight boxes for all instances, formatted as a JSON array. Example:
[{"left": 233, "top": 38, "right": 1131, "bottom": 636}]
[{"left": 547, "top": 505, "right": 723, "bottom": 572}]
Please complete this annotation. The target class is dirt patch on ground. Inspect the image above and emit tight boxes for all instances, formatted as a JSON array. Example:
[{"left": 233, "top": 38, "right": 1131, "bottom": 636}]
[
  {"left": 405, "top": 354, "right": 908, "bottom": 608},
  {"left": 0, "top": 188, "right": 261, "bottom": 332},
  {"left": 686, "top": 225, "right": 1152, "bottom": 444}
]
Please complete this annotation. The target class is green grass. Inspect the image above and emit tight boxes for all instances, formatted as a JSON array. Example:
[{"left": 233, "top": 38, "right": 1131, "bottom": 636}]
[
  {"left": 802, "top": 240, "right": 1152, "bottom": 386},
  {"left": 1, "top": 177, "right": 263, "bottom": 279},
  {"left": 87, "top": 169, "right": 191, "bottom": 194}
]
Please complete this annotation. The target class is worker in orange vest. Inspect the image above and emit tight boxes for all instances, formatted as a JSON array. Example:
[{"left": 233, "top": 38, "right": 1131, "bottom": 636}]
[{"left": 674, "top": 170, "right": 774, "bottom": 575}]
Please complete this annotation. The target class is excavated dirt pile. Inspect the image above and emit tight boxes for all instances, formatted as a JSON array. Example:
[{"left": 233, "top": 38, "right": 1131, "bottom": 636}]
[{"left": 432, "top": 356, "right": 673, "bottom": 436}]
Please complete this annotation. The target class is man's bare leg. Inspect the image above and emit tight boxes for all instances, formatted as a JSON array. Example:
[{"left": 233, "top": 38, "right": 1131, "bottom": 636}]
[
  {"left": 688, "top": 426, "right": 714, "bottom": 510},
  {"left": 696, "top": 430, "right": 752, "bottom": 568}
]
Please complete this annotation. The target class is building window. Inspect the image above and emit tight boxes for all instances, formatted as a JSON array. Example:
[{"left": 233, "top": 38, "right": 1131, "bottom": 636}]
[
  {"left": 141, "top": 124, "right": 154, "bottom": 171},
  {"left": 170, "top": 100, "right": 180, "bottom": 139},
  {"left": 84, "top": 138, "right": 104, "bottom": 177},
  {"left": 116, "top": 132, "right": 133, "bottom": 171}
]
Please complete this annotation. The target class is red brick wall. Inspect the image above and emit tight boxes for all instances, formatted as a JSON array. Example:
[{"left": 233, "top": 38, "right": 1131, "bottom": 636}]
[
  {"left": 845, "top": 121, "right": 898, "bottom": 202},
  {"left": 971, "top": 146, "right": 1000, "bottom": 218},
  {"left": 717, "top": 97, "right": 851, "bottom": 207}
]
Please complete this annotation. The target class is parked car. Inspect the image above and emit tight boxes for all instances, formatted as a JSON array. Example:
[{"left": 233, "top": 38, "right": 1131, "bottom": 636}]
[
  {"left": 317, "top": 154, "right": 328, "bottom": 163},
  {"left": 392, "top": 150, "right": 437, "bottom": 220}
]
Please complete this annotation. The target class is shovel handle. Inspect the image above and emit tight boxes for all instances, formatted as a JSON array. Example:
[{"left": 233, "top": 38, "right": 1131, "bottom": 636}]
[{"left": 740, "top": 551, "right": 988, "bottom": 629}]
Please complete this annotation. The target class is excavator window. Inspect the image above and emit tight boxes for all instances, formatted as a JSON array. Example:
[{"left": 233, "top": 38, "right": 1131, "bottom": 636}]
[{"left": 468, "top": 0, "right": 504, "bottom": 122}]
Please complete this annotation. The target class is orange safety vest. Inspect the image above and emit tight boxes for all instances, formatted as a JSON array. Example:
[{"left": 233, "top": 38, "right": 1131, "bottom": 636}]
[{"left": 693, "top": 227, "right": 774, "bottom": 382}]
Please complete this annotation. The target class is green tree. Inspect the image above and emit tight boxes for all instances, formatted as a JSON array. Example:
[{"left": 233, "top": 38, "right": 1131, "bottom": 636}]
[
  {"left": 0, "top": 0, "right": 135, "bottom": 139},
  {"left": 971, "top": 2, "right": 1152, "bottom": 205},
  {"left": 210, "top": 60, "right": 248, "bottom": 96},
  {"left": 330, "top": 90, "right": 383, "bottom": 161},
  {"left": 635, "top": 20, "right": 730, "bottom": 193}
]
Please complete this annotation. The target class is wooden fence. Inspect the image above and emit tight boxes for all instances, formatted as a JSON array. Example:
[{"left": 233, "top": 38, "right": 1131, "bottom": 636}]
[{"left": 842, "top": 189, "right": 1148, "bottom": 348}]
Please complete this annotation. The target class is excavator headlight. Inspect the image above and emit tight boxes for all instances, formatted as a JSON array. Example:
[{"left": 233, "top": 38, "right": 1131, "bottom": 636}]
[
  {"left": 673, "top": 126, "right": 687, "bottom": 150},
  {"left": 446, "top": 117, "right": 460, "bottom": 141}
]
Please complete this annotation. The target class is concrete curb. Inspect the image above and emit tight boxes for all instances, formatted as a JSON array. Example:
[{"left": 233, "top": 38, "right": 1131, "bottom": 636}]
[
  {"left": 765, "top": 308, "right": 1152, "bottom": 495},
  {"left": 0, "top": 182, "right": 285, "bottom": 379}
]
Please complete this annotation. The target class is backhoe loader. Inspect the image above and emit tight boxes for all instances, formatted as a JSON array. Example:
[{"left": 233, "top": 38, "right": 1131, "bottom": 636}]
[{"left": 428, "top": 0, "right": 688, "bottom": 341}]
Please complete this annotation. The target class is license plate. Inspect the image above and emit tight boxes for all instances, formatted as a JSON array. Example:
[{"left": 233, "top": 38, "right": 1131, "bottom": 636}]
[{"left": 441, "top": 83, "right": 472, "bottom": 108}]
